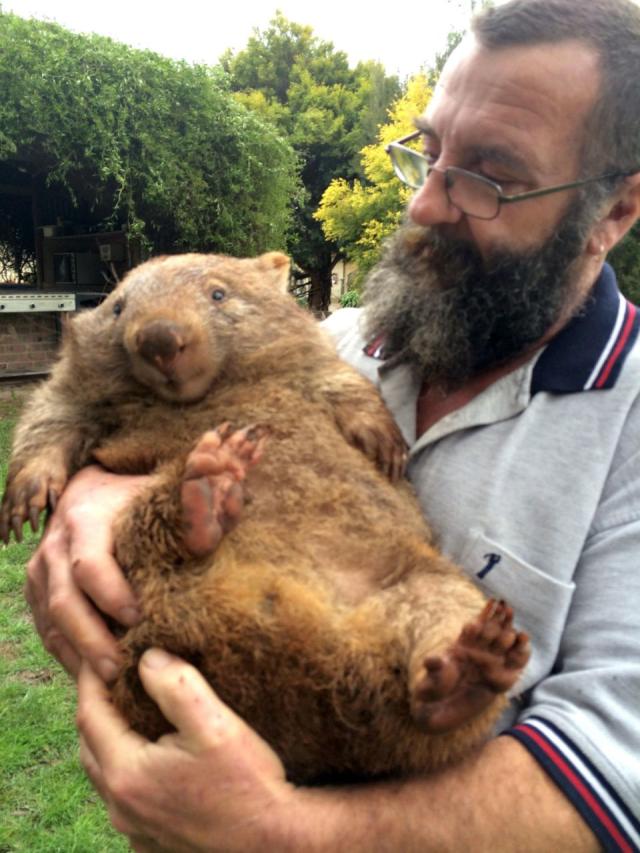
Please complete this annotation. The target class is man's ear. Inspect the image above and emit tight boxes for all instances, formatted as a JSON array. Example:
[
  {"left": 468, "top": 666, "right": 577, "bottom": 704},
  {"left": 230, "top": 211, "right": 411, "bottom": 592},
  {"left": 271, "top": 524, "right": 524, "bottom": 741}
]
[{"left": 586, "top": 173, "right": 640, "bottom": 257}]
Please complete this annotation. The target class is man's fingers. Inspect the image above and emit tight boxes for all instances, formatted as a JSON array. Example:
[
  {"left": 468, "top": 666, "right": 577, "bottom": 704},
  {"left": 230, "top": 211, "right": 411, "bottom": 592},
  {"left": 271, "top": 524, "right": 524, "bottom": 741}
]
[
  {"left": 79, "top": 733, "right": 106, "bottom": 797},
  {"left": 40, "top": 627, "right": 81, "bottom": 678},
  {"left": 65, "top": 495, "right": 141, "bottom": 626},
  {"left": 46, "top": 560, "right": 124, "bottom": 681},
  {"left": 25, "top": 489, "right": 136, "bottom": 681},
  {"left": 71, "top": 552, "right": 141, "bottom": 627},
  {"left": 138, "top": 648, "right": 241, "bottom": 750},
  {"left": 77, "top": 661, "right": 144, "bottom": 766}
]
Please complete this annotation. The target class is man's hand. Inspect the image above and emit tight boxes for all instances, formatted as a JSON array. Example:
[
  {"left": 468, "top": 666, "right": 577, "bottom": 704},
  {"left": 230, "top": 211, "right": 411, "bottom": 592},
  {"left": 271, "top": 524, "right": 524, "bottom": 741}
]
[
  {"left": 77, "top": 650, "right": 301, "bottom": 853},
  {"left": 25, "top": 466, "right": 147, "bottom": 681}
]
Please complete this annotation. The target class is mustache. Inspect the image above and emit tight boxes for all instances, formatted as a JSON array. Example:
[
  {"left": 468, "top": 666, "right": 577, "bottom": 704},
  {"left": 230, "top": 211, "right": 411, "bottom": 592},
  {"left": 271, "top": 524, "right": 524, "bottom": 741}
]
[
  {"left": 384, "top": 221, "right": 554, "bottom": 281},
  {"left": 379, "top": 222, "right": 479, "bottom": 275}
]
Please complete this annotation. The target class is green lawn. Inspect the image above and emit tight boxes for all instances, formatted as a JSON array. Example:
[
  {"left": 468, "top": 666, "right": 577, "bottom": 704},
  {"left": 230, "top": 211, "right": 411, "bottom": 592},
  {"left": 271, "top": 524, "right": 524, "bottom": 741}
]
[{"left": 0, "top": 392, "right": 127, "bottom": 853}]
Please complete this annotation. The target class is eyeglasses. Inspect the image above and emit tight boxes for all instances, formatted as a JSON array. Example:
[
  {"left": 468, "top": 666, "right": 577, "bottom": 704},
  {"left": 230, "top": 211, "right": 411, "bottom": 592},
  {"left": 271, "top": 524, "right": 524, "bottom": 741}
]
[{"left": 386, "top": 130, "right": 632, "bottom": 221}]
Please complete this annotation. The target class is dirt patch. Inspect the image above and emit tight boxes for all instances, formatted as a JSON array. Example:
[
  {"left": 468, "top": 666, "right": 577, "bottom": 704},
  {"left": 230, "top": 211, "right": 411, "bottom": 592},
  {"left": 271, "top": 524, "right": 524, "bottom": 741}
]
[
  {"left": 16, "top": 667, "right": 56, "bottom": 684},
  {"left": 0, "top": 641, "right": 19, "bottom": 661}
]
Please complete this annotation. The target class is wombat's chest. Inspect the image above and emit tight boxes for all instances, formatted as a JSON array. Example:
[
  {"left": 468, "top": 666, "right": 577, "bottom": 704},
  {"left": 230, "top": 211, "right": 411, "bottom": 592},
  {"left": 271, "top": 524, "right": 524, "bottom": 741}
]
[{"left": 93, "top": 385, "right": 337, "bottom": 474}]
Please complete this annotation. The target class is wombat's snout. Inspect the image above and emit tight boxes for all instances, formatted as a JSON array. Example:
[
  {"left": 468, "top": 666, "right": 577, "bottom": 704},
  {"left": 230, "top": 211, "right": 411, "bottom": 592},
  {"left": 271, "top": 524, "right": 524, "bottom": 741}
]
[
  {"left": 127, "top": 312, "right": 215, "bottom": 402},
  {"left": 136, "top": 321, "right": 188, "bottom": 376}
]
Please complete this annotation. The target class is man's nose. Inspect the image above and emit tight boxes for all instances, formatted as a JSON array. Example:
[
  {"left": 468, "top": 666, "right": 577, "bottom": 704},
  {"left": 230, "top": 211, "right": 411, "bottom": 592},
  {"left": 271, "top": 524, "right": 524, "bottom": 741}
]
[{"left": 408, "top": 169, "right": 464, "bottom": 227}]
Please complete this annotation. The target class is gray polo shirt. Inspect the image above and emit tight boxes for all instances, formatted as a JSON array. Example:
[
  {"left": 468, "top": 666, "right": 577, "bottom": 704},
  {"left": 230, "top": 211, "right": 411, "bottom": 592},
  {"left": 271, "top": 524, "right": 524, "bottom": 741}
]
[{"left": 323, "top": 263, "right": 640, "bottom": 852}]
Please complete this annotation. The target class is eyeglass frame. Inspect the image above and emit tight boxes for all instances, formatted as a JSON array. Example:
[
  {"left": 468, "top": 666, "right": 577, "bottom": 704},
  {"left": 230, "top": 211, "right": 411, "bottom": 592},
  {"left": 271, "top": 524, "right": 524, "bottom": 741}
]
[{"left": 386, "top": 130, "right": 634, "bottom": 221}]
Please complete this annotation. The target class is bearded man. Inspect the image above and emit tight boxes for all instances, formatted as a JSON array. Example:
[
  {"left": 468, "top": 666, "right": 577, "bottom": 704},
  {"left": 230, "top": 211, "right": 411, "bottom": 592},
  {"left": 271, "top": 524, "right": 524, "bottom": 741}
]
[{"left": 26, "top": 0, "right": 640, "bottom": 849}]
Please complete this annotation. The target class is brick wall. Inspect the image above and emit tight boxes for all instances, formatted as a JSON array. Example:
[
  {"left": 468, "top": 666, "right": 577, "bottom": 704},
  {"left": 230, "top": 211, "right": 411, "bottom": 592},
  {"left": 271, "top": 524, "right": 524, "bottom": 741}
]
[{"left": 0, "top": 313, "right": 62, "bottom": 376}]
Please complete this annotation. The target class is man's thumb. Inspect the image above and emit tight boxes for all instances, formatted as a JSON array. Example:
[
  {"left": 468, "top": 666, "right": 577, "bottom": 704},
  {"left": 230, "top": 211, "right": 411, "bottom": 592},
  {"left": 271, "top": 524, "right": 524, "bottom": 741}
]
[{"left": 138, "top": 647, "right": 241, "bottom": 747}]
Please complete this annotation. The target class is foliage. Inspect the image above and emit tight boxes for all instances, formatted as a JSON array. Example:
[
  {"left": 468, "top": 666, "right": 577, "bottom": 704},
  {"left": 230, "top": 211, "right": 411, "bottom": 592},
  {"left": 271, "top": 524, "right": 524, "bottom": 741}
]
[
  {"left": 0, "top": 11, "right": 298, "bottom": 257},
  {"left": 339, "top": 289, "right": 361, "bottom": 308},
  {"left": 0, "top": 192, "right": 36, "bottom": 283},
  {"left": 315, "top": 74, "right": 432, "bottom": 287},
  {"left": 610, "top": 222, "right": 640, "bottom": 304},
  {"left": 222, "top": 13, "right": 400, "bottom": 311}
]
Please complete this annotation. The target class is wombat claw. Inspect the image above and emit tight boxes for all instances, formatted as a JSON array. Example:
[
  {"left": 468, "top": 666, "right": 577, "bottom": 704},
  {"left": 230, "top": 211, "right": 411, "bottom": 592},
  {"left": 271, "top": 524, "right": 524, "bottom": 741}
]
[{"left": 0, "top": 468, "right": 64, "bottom": 544}]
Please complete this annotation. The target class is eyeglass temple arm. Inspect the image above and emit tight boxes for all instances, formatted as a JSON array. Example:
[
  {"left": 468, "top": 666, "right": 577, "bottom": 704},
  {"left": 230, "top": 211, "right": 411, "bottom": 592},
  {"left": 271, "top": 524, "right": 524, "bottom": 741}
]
[
  {"left": 499, "top": 172, "right": 634, "bottom": 204},
  {"left": 385, "top": 129, "right": 422, "bottom": 153}
]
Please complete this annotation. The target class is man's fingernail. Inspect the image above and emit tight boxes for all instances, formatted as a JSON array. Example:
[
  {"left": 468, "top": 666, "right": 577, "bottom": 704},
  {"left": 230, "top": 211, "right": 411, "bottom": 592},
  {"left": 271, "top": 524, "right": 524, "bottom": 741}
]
[
  {"left": 119, "top": 606, "right": 142, "bottom": 626},
  {"left": 98, "top": 657, "right": 120, "bottom": 682},
  {"left": 141, "top": 648, "right": 172, "bottom": 670}
]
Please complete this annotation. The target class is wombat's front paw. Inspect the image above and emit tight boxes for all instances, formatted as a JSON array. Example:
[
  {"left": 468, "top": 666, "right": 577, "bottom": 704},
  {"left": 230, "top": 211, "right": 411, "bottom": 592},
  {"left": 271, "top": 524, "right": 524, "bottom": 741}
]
[
  {"left": 334, "top": 405, "right": 408, "bottom": 482},
  {"left": 0, "top": 459, "right": 68, "bottom": 543}
]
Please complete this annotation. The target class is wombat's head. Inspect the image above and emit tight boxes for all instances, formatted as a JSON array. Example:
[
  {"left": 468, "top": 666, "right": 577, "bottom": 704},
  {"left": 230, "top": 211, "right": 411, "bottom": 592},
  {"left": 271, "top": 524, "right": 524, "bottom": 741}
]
[{"left": 77, "top": 251, "right": 298, "bottom": 403}]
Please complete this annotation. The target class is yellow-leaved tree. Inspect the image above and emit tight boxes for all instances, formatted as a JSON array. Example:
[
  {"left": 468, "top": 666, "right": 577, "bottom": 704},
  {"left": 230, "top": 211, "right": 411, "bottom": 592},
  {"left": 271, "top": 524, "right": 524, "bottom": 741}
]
[{"left": 314, "top": 73, "right": 431, "bottom": 291}]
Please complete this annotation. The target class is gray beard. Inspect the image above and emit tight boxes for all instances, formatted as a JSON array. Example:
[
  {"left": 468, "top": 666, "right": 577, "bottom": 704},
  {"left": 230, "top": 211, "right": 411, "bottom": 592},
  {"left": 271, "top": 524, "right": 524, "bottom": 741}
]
[{"left": 362, "top": 202, "right": 594, "bottom": 390}]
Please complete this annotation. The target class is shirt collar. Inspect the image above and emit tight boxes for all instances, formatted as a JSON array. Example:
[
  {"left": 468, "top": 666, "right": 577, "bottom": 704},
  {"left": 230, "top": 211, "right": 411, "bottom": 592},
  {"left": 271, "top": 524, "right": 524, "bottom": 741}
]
[{"left": 531, "top": 263, "right": 639, "bottom": 394}]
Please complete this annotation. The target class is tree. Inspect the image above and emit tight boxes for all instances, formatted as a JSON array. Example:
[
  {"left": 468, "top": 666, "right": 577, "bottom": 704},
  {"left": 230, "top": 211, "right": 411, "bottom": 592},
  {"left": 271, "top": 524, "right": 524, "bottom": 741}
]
[
  {"left": 222, "top": 13, "right": 400, "bottom": 313},
  {"left": 315, "top": 74, "right": 432, "bottom": 289},
  {"left": 610, "top": 223, "right": 640, "bottom": 304},
  {"left": 0, "top": 11, "right": 298, "bottom": 260}
]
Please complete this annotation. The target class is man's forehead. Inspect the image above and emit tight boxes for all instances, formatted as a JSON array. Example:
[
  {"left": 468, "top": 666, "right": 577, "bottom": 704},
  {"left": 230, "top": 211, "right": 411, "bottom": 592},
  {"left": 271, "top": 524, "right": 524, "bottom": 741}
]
[
  {"left": 437, "top": 33, "right": 601, "bottom": 95},
  {"left": 423, "top": 35, "right": 602, "bottom": 175}
]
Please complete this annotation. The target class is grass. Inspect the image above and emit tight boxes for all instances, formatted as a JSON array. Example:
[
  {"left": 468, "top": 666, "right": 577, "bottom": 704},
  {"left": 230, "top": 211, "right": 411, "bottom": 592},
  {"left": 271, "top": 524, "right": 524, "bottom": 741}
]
[{"left": 0, "top": 391, "right": 128, "bottom": 853}]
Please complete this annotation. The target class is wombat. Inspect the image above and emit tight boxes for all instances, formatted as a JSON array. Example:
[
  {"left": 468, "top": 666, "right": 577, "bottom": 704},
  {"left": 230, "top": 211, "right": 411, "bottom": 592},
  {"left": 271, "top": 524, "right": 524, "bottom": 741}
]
[{"left": 1, "top": 251, "right": 529, "bottom": 784}]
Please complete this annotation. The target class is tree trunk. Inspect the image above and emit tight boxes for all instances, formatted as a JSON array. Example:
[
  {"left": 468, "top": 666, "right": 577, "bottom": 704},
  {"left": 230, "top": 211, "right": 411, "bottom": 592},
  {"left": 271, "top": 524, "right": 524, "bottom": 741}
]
[{"left": 307, "top": 267, "right": 332, "bottom": 316}]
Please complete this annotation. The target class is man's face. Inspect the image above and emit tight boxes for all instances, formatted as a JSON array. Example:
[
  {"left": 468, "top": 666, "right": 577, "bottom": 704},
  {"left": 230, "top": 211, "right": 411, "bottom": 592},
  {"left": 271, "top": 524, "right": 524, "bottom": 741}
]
[
  {"left": 363, "top": 37, "right": 605, "bottom": 388},
  {"left": 408, "top": 36, "right": 602, "bottom": 254}
]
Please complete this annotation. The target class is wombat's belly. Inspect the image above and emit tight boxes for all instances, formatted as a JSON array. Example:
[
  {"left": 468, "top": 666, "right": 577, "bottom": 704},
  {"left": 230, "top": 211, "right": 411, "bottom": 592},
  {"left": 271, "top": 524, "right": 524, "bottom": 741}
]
[{"left": 112, "top": 539, "right": 492, "bottom": 783}]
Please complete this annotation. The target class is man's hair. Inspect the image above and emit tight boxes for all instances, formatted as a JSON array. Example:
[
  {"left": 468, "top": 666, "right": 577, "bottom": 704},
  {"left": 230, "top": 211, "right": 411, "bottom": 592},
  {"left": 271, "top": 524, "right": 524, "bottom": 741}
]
[{"left": 472, "top": 0, "right": 640, "bottom": 181}]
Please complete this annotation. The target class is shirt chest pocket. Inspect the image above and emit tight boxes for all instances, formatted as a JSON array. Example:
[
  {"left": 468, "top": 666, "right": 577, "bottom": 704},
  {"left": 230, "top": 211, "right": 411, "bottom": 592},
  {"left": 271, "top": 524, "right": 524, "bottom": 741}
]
[{"left": 460, "top": 532, "right": 576, "bottom": 691}]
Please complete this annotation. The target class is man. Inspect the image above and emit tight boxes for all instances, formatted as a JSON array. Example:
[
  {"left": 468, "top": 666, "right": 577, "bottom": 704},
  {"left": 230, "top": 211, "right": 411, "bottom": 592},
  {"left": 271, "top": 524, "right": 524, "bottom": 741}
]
[{"left": 26, "top": 0, "right": 640, "bottom": 849}]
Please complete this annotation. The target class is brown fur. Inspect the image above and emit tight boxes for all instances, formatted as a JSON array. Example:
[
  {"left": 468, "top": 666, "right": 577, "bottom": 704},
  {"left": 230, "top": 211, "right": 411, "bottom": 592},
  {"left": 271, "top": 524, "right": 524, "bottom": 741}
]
[{"left": 4, "top": 252, "right": 510, "bottom": 783}]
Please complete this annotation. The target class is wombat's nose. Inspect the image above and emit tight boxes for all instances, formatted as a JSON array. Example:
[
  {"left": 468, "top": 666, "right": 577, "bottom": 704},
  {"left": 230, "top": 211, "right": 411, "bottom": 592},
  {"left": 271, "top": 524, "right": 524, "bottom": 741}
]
[{"left": 136, "top": 321, "right": 187, "bottom": 375}]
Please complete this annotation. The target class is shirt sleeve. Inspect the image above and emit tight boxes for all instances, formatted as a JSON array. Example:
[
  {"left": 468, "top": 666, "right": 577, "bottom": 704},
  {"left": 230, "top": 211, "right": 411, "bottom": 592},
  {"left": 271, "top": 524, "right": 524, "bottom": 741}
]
[{"left": 503, "top": 439, "right": 640, "bottom": 852}]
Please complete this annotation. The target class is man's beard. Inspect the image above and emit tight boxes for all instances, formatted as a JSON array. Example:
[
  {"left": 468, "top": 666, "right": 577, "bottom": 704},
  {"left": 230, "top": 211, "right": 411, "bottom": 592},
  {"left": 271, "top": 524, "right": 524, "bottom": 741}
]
[{"left": 362, "top": 200, "right": 594, "bottom": 390}]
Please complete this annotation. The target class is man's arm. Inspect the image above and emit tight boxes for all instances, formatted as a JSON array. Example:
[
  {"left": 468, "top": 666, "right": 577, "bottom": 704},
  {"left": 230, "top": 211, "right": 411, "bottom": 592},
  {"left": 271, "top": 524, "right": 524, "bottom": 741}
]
[{"left": 77, "top": 649, "right": 599, "bottom": 853}]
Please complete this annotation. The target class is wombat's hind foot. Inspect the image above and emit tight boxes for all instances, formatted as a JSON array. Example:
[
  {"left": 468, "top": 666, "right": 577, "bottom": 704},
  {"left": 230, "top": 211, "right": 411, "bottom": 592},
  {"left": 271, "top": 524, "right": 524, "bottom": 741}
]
[
  {"left": 181, "top": 424, "right": 267, "bottom": 558},
  {"left": 410, "top": 600, "right": 530, "bottom": 734}
]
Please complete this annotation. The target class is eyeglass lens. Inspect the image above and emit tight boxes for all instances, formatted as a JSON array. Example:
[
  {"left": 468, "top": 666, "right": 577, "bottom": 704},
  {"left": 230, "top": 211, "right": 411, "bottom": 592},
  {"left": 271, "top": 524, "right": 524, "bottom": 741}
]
[
  {"left": 389, "top": 145, "right": 427, "bottom": 189},
  {"left": 390, "top": 145, "right": 500, "bottom": 219},
  {"left": 447, "top": 171, "right": 500, "bottom": 219}
]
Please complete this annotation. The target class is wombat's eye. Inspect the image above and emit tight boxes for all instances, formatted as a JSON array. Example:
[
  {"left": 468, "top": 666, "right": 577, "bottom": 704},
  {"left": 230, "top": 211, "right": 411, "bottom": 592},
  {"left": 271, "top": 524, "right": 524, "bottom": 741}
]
[
  {"left": 211, "top": 289, "right": 226, "bottom": 302},
  {"left": 113, "top": 300, "right": 124, "bottom": 317}
]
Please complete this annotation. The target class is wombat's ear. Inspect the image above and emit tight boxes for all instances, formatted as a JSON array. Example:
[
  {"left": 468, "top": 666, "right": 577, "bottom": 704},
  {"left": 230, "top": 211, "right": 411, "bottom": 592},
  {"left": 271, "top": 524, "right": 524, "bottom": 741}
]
[{"left": 256, "top": 251, "right": 290, "bottom": 293}]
